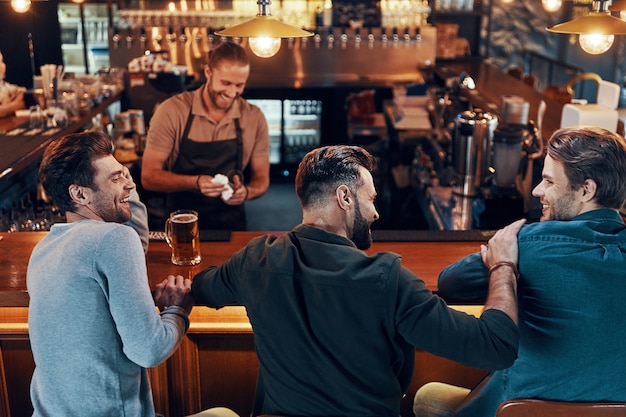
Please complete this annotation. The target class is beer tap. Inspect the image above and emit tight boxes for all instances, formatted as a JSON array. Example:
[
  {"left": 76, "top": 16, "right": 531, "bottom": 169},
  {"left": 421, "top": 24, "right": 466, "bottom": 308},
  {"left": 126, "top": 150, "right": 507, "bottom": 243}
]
[
  {"left": 354, "top": 28, "right": 362, "bottom": 44},
  {"left": 314, "top": 32, "right": 322, "bottom": 48},
  {"left": 301, "top": 35, "right": 308, "bottom": 49},
  {"left": 381, "top": 28, "right": 388, "bottom": 43},
  {"left": 179, "top": 26, "right": 188, "bottom": 45},
  {"left": 415, "top": 27, "right": 422, "bottom": 43},
  {"left": 194, "top": 29, "right": 203, "bottom": 45},
  {"left": 392, "top": 27, "right": 399, "bottom": 43},
  {"left": 207, "top": 27, "right": 215, "bottom": 47},
  {"left": 140, "top": 27, "right": 147, "bottom": 50},
  {"left": 340, "top": 28, "right": 348, "bottom": 46},
  {"left": 166, "top": 26, "right": 176, "bottom": 44},
  {"left": 126, "top": 30, "right": 133, "bottom": 49},
  {"left": 404, "top": 27, "right": 411, "bottom": 43},
  {"left": 367, "top": 29, "right": 375, "bottom": 44},
  {"left": 112, "top": 28, "right": 121, "bottom": 50},
  {"left": 327, "top": 29, "right": 335, "bottom": 49}
]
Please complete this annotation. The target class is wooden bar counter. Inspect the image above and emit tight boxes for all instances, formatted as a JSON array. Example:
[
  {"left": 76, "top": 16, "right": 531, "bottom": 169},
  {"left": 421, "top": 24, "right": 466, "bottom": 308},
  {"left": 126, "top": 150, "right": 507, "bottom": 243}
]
[{"left": 0, "top": 230, "right": 487, "bottom": 417}]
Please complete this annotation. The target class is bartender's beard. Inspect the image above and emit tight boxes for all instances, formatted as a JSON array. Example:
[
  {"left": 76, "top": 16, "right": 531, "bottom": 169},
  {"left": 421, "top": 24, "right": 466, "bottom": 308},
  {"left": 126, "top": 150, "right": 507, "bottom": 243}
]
[
  {"left": 206, "top": 76, "right": 237, "bottom": 111},
  {"left": 351, "top": 198, "right": 373, "bottom": 250}
]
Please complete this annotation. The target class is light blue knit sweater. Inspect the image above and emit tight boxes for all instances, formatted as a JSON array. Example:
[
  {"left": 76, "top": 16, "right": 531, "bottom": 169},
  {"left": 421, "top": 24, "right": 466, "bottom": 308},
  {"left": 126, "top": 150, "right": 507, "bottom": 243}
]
[{"left": 27, "top": 220, "right": 187, "bottom": 417}]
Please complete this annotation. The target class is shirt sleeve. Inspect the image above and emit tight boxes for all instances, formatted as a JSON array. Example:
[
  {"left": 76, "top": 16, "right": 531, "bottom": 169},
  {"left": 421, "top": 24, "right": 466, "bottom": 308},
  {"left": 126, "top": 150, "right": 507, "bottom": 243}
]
[
  {"left": 394, "top": 264, "right": 518, "bottom": 371},
  {"left": 96, "top": 226, "right": 188, "bottom": 368},
  {"left": 437, "top": 252, "right": 489, "bottom": 304}
]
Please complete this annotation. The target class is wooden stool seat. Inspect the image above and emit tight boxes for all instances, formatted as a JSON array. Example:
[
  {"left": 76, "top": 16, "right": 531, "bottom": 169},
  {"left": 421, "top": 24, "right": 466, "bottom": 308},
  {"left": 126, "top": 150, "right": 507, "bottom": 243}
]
[{"left": 496, "top": 399, "right": 626, "bottom": 417}]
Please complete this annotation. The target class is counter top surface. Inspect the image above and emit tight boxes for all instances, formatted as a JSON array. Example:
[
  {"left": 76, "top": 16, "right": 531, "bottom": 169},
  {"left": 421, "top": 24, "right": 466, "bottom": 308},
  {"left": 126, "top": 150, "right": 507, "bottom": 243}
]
[{"left": 0, "top": 231, "right": 484, "bottom": 307}]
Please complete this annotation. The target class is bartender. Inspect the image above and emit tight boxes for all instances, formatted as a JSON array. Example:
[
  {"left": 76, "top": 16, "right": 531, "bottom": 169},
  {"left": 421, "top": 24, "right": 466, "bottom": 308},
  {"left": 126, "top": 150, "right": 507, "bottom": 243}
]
[
  {"left": 141, "top": 42, "right": 270, "bottom": 231},
  {"left": 0, "top": 51, "right": 26, "bottom": 118}
]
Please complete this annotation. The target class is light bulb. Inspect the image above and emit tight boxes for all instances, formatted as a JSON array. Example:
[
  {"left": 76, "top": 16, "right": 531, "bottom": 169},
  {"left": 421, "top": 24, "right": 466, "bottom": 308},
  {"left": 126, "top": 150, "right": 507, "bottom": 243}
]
[
  {"left": 621, "top": 10, "right": 626, "bottom": 21},
  {"left": 249, "top": 37, "right": 282, "bottom": 58},
  {"left": 11, "top": 0, "right": 31, "bottom": 13},
  {"left": 542, "top": 0, "right": 562, "bottom": 12},
  {"left": 578, "top": 33, "right": 614, "bottom": 54}
]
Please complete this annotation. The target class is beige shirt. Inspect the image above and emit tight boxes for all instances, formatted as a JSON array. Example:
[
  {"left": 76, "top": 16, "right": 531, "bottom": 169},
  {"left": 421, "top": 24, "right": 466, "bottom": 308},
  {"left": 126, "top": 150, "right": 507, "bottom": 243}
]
[{"left": 145, "top": 86, "right": 269, "bottom": 171}]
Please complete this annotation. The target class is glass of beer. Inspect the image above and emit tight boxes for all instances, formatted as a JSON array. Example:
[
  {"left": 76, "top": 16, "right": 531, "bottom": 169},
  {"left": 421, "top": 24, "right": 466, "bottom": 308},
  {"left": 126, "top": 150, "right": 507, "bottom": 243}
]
[{"left": 164, "top": 209, "right": 201, "bottom": 266}]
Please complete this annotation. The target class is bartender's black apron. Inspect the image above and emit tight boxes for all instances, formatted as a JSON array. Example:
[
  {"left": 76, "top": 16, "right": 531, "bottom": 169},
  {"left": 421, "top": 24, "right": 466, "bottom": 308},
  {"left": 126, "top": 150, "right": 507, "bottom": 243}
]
[{"left": 166, "top": 110, "right": 247, "bottom": 231}]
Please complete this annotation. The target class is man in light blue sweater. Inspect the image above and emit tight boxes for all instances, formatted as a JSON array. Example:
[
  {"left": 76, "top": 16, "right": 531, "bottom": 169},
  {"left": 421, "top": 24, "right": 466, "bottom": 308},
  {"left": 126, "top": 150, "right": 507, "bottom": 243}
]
[{"left": 27, "top": 132, "right": 197, "bottom": 416}]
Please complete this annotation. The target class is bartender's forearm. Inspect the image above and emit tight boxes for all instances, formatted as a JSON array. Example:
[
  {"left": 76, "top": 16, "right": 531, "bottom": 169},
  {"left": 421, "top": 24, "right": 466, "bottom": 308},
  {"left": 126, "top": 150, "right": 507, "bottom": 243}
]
[
  {"left": 142, "top": 169, "right": 200, "bottom": 192},
  {"left": 483, "top": 266, "right": 518, "bottom": 324},
  {"left": 244, "top": 178, "right": 269, "bottom": 200}
]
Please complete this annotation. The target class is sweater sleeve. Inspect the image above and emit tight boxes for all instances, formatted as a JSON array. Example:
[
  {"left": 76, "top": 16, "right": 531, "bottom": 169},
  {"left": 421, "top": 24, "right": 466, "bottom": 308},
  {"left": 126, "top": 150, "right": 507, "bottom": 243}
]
[{"left": 96, "top": 226, "right": 188, "bottom": 368}]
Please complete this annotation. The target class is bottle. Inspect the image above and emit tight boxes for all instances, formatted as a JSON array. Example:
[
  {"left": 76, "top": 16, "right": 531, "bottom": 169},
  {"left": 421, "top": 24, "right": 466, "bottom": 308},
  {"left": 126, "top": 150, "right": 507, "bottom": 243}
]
[
  {"left": 323, "top": 0, "right": 333, "bottom": 27},
  {"left": 315, "top": 5, "right": 324, "bottom": 27}
]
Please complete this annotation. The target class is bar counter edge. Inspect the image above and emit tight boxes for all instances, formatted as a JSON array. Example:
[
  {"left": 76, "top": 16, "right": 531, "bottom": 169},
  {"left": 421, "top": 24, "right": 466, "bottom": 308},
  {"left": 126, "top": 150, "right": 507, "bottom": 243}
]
[{"left": 0, "top": 231, "right": 487, "bottom": 417}]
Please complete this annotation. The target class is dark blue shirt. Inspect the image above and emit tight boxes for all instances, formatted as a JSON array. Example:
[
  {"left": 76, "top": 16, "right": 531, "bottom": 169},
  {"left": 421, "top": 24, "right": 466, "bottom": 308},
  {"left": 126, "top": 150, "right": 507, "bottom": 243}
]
[
  {"left": 439, "top": 209, "right": 626, "bottom": 417},
  {"left": 193, "top": 224, "right": 518, "bottom": 417}
]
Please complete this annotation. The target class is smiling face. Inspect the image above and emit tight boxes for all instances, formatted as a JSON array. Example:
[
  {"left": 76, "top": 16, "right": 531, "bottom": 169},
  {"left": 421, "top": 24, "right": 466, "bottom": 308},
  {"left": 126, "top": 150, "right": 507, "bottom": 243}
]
[
  {"left": 204, "top": 60, "right": 250, "bottom": 112},
  {"left": 532, "top": 154, "right": 584, "bottom": 221},
  {"left": 83, "top": 156, "right": 135, "bottom": 223}
]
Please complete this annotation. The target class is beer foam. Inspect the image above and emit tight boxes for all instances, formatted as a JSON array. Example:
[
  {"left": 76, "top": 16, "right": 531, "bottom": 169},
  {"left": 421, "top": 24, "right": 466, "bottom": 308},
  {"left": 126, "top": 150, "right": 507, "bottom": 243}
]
[{"left": 172, "top": 213, "right": 197, "bottom": 223}]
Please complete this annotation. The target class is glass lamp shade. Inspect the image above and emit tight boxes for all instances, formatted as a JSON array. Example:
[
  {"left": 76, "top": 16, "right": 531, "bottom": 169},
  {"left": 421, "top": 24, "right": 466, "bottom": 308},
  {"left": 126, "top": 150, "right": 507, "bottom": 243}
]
[
  {"left": 249, "top": 37, "right": 282, "bottom": 58},
  {"left": 578, "top": 33, "right": 614, "bottom": 54},
  {"left": 11, "top": 0, "right": 31, "bottom": 13}
]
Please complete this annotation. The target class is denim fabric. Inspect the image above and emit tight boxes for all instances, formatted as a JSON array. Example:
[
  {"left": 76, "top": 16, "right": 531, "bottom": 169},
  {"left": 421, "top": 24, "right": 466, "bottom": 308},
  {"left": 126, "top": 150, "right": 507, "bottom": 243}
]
[{"left": 438, "top": 209, "right": 626, "bottom": 417}]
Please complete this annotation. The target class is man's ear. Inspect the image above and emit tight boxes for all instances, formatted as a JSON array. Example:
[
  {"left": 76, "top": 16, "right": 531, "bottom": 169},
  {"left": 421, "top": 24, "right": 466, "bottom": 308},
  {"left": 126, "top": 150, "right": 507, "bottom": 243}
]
[
  {"left": 68, "top": 184, "right": 90, "bottom": 206},
  {"left": 580, "top": 178, "right": 597, "bottom": 202},
  {"left": 336, "top": 184, "right": 352, "bottom": 210}
]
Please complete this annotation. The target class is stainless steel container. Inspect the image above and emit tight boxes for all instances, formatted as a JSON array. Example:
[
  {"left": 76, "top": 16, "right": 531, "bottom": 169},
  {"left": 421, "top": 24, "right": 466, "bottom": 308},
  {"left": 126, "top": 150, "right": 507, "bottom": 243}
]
[{"left": 452, "top": 110, "right": 497, "bottom": 196}]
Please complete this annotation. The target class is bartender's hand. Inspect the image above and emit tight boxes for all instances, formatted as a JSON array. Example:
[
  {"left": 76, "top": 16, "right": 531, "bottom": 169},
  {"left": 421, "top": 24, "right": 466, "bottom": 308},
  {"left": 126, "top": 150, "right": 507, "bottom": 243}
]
[
  {"left": 223, "top": 174, "right": 247, "bottom": 206},
  {"left": 153, "top": 275, "right": 194, "bottom": 315},
  {"left": 480, "top": 218, "right": 526, "bottom": 269},
  {"left": 196, "top": 175, "right": 230, "bottom": 198}
]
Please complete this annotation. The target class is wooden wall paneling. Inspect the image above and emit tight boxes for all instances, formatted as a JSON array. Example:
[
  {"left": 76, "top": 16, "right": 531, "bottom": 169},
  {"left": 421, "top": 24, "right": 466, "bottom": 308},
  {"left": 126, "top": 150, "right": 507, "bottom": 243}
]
[
  {"left": 193, "top": 333, "right": 259, "bottom": 417},
  {"left": 1, "top": 338, "right": 34, "bottom": 417},
  {"left": 165, "top": 336, "right": 202, "bottom": 417},
  {"left": 148, "top": 361, "right": 171, "bottom": 417},
  {"left": 0, "top": 342, "right": 11, "bottom": 417}
]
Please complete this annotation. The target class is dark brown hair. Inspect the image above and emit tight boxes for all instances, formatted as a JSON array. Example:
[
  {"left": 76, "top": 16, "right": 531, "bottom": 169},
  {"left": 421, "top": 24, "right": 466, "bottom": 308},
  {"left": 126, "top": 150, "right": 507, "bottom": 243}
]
[
  {"left": 547, "top": 126, "right": 626, "bottom": 209},
  {"left": 295, "top": 145, "right": 375, "bottom": 208},
  {"left": 38, "top": 132, "right": 114, "bottom": 213}
]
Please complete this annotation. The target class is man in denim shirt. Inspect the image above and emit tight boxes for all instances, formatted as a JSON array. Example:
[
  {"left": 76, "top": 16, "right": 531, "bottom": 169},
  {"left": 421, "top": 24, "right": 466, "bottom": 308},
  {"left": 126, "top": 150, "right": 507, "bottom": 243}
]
[{"left": 414, "top": 126, "right": 626, "bottom": 417}]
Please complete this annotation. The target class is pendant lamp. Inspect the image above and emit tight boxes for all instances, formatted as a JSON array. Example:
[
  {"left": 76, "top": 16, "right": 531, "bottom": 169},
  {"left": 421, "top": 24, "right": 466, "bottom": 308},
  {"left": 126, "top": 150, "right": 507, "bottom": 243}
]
[
  {"left": 547, "top": 0, "right": 626, "bottom": 54},
  {"left": 215, "top": 0, "right": 313, "bottom": 58}
]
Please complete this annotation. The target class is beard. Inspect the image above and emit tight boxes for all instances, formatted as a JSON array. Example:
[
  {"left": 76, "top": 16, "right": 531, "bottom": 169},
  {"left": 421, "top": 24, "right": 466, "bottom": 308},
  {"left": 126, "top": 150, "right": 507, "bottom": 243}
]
[
  {"left": 351, "top": 199, "right": 373, "bottom": 250},
  {"left": 206, "top": 76, "right": 236, "bottom": 111},
  {"left": 544, "top": 190, "right": 578, "bottom": 221}
]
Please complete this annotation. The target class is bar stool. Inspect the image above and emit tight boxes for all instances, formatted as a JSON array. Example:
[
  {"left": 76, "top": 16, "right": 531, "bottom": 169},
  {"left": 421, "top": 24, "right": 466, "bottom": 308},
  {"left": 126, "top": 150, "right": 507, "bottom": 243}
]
[{"left": 496, "top": 399, "right": 626, "bottom": 417}]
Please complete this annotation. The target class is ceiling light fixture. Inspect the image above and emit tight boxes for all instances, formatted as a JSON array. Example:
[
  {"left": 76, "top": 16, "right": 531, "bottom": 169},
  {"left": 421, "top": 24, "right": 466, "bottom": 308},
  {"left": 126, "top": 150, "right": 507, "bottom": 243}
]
[
  {"left": 547, "top": 0, "right": 626, "bottom": 54},
  {"left": 542, "top": 0, "right": 563, "bottom": 13},
  {"left": 11, "top": 0, "right": 31, "bottom": 13},
  {"left": 215, "top": 0, "right": 313, "bottom": 58}
]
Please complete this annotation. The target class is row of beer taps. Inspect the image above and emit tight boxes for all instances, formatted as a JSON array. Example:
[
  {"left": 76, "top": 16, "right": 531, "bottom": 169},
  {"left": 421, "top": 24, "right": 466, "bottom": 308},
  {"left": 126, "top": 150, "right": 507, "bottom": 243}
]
[{"left": 110, "top": 26, "right": 426, "bottom": 50}]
